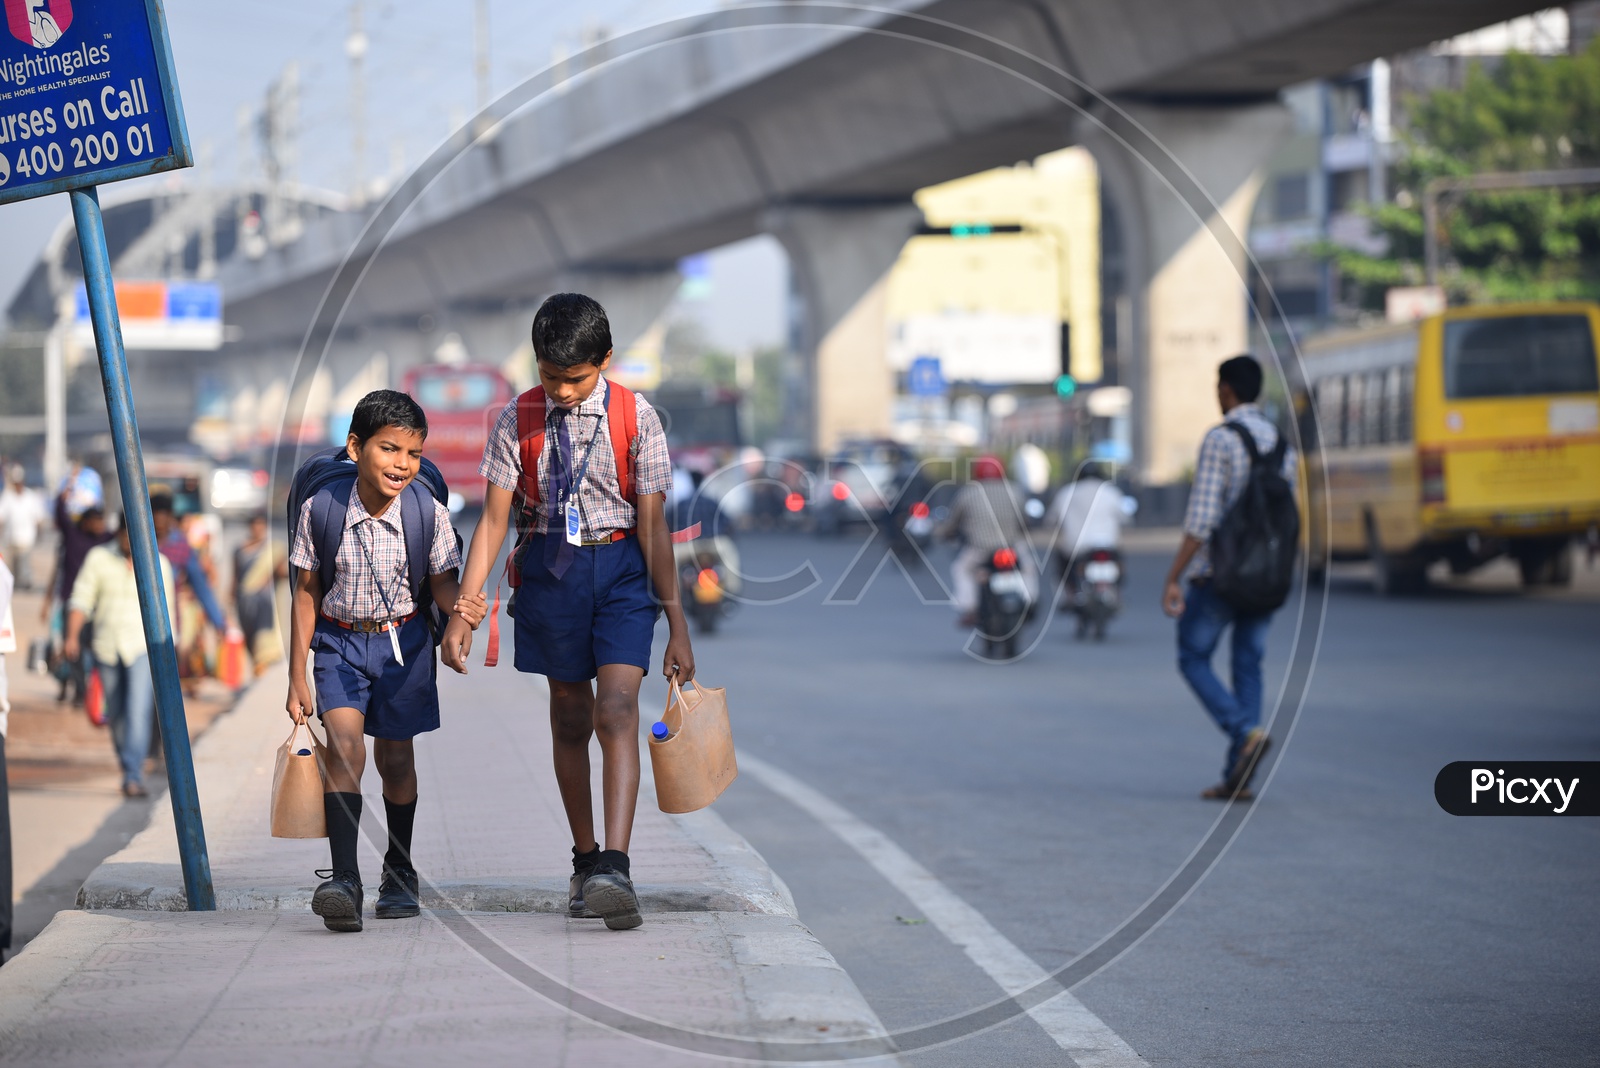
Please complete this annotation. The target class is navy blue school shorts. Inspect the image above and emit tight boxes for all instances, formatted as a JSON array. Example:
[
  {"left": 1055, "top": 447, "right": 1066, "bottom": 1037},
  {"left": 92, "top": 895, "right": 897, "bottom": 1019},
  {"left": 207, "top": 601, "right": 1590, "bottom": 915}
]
[
  {"left": 514, "top": 533, "right": 658, "bottom": 682},
  {"left": 312, "top": 614, "right": 440, "bottom": 739}
]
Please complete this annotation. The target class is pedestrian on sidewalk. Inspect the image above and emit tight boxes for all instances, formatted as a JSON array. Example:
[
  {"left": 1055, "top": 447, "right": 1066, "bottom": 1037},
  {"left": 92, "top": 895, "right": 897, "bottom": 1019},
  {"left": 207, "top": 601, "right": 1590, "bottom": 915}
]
[
  {"left": 41, "top": 505, "right": 111, "bottom": 705},
  {"left": 0, "top": 555, "right": 14, "bottom": 963},
  {"left": 1162, "top": 355, "right": 1297, "bottom": 801},
  {"left": 63, "top": 516, "right": 177, "bottom": 798},
  {"left": 442, "top": 292, "right": 695, "bottom": 932},
  {"left": 0, "top": 465, "right": 46, "bottom": 592},
  {"left": 234, "top": 513, "right": 287, "bottom": 675},
  {"left": 151, "top": 493, "right": 228, "bottom": 696},
  {"left": 285, "top": 391, "right": 484, "bottom": 933}
]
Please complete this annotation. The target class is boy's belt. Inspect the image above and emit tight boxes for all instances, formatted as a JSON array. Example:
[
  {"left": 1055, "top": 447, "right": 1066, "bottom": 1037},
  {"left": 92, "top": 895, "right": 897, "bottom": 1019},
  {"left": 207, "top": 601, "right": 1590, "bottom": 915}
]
[
  {"left": 579, "top": 529, "right": 634, "bottom": 547},
  {"left": 321, "top": 610, "right": 417, "bottom": 632}
]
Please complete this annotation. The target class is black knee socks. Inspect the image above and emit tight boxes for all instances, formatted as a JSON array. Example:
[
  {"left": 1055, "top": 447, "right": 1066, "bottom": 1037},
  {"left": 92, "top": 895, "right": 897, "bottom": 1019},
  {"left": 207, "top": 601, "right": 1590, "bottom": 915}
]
[
  {"left": 325, "top": 792, "right": 362, "bottom": 879},
  {"left": 384, "top": 796, "right": 417, "bottom": 873},
  {"left": 572, "top": 844, "right": 601, "bottom": 875}
]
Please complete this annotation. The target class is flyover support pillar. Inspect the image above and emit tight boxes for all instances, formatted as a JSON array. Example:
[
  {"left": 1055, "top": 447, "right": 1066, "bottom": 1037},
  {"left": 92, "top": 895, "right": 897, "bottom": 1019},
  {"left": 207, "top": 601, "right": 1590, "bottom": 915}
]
[
  {"left": 1078, "top": 101, "right": 1289, "bottom": 518},
  {"left": 767, "top": 202, "right": 923, "bottom": 452}
]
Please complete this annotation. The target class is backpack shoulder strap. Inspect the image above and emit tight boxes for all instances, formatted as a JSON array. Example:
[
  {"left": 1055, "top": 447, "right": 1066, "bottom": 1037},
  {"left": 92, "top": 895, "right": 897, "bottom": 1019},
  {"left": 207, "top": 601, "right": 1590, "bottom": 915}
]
[
  {"left": 308, "top": 478, "right": 353, "bottom": 598},
  {"left": 400, "top": 481, "right": 434, "bottom": 602},
  {"left": 1221, "top": 420, "right": 1262, "bottom": 466},
  {"left": 606, "top": 381, "right": 639, "bottom": 503},
  {"left": 516, "top": 386, "right": 547, "bottom": 506}
]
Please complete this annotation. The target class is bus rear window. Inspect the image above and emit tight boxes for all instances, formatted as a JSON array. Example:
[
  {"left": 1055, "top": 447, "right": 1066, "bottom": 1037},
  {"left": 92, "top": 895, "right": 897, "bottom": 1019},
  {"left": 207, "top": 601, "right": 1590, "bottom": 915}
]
[
  {"left": 414, "top": 372, "right": 499, "bottom": 411},
  {"left": 1443, "top": 315, "right": 1599, "bottom": 399}
]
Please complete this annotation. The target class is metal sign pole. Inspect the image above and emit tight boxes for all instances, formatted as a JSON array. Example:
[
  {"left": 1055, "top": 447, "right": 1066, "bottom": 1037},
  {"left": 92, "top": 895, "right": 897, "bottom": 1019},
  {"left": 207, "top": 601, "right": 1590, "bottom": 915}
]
[{"left": 69, "top": 186, "right": 215, "bottom": 912}]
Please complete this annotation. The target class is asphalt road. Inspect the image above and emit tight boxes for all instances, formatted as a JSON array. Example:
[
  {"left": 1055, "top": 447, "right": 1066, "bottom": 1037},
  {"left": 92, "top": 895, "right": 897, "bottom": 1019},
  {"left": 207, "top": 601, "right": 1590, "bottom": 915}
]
[{"left": 683, "top": 532, "right": 1600, "bottom": 1067}]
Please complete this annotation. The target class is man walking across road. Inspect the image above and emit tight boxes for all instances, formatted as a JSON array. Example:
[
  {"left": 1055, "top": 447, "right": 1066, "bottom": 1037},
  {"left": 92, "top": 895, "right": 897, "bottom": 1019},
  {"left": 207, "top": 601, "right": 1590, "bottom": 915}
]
[{"left": 1163, "top": 355, "right": 1297, "bottom": 801}]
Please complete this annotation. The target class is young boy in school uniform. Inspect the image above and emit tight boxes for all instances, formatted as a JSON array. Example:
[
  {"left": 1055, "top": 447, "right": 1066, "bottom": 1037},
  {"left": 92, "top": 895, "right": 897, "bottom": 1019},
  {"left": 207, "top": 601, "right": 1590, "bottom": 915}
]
[
  {"left": 442, "top": 292, "right": 694, "bottom": 931},
  {"left": 286, "top": 390, "right": 485, "bottom": 932}
]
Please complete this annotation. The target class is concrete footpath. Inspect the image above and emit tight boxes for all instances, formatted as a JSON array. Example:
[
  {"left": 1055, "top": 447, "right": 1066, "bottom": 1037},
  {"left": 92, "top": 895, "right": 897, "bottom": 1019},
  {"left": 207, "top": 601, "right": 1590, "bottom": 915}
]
[{"left": 0, "top": 663, "right": 901, "bottom": 1066}]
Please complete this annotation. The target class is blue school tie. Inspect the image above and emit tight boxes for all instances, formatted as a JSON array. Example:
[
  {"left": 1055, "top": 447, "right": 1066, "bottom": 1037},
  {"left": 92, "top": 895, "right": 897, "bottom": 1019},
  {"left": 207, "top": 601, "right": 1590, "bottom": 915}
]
[{"left": 544, "top": 407, "right": 575, "bottom": 578}]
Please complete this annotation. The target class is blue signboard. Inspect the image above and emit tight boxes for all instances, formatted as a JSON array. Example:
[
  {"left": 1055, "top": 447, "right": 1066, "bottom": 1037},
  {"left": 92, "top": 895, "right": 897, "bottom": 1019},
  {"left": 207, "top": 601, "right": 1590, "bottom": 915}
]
[
  {"left": 908, "top": 355, "right": 946, "bottom": 397},
  {"left": 0, "top": 0, "right": 191, "bottom": 204}
]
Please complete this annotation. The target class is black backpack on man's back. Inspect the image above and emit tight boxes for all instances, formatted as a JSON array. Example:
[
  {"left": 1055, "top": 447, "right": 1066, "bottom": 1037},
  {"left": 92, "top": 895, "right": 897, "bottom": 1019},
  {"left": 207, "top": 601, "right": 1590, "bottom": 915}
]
[
  {"left": 1210, "top": 422, "right": 1300, "bottom": 615},
  {"left": 286, "top": 448, "right": 461, "bottom": 645}
]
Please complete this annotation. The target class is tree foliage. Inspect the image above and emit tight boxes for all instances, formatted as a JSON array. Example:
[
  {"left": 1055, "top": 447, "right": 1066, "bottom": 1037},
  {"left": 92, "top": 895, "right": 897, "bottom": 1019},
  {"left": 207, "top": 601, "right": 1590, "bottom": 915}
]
[{"left": 1322, "top": 40, "right": 1600, "bottom": 307}]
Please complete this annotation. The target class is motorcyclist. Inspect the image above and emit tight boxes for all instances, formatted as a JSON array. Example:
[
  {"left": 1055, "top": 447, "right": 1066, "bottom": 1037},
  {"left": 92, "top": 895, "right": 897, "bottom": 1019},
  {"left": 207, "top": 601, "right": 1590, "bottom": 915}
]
[
  {"left": 667, "top": 463, "right": 741, "bottom": 598},
  {"left": 938, "top": 455, "right": 1035, "bottom": 627},
  {"left": 1046, "top": 461, "right": 1132, "bottom": 599}
]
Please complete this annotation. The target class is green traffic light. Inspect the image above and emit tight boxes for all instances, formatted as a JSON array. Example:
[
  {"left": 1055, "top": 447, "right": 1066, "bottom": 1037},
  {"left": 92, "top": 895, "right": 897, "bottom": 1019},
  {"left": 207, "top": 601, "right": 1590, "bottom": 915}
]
[{"left": 1055, "top": 374, "right": 1077, "bottom": 399}]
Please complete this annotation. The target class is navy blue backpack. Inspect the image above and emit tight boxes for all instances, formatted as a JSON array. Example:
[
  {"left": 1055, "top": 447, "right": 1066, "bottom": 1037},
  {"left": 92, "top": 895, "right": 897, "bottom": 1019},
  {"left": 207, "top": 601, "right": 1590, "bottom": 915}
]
[{"left": 286, "top": 447, "right": 461, "bottom": 645}]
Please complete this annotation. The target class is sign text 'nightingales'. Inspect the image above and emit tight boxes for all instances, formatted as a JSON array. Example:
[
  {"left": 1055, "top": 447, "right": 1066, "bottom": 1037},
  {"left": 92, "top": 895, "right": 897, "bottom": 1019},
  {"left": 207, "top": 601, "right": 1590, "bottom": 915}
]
[{"left": 0, "top": 40, "right": 109, "bottom": 85}]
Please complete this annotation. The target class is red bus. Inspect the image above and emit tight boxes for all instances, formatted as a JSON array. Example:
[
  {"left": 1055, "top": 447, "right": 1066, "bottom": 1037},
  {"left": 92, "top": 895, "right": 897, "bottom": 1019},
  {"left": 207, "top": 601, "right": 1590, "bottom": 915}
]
[{"left": 401, "top": 363, "right": 515, "bottom": 506}]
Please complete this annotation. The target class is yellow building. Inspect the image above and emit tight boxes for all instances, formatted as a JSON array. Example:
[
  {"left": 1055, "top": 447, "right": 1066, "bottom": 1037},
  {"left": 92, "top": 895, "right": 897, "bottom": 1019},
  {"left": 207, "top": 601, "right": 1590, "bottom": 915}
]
[{"left": 887, "top": 146, "right": 1101, "bottom": 384}]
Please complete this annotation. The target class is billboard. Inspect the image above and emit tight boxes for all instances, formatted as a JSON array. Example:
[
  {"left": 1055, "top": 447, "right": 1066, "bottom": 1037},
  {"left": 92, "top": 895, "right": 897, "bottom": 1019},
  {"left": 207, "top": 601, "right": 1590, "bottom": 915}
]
[
  {"left": 74, "top": 279, "right": 221, "bottom": 349},
  {"left": 887, "top": 312, "right": 1059, "bottom": 385}
]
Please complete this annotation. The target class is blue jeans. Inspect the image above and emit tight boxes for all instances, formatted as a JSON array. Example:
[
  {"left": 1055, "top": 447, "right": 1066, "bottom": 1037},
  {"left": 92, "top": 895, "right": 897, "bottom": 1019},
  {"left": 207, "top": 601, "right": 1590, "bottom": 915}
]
[
  {"left": 1177, "top": 580, "right": 1272, "bottom": 781},
  {"left": 97, "top": 655, "right": 155, "bottom": 788}
]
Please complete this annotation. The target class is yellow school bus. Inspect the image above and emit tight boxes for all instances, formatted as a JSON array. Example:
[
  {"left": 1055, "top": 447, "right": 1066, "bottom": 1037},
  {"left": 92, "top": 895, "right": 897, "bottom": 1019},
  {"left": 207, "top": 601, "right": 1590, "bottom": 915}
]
[{"left": 1297, "top": 302, "right": 1600, "bottom": 592}]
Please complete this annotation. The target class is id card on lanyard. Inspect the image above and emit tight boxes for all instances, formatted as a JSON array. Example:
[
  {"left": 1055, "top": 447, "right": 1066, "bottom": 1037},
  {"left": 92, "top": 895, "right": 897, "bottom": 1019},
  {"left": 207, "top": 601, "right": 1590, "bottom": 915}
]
[
  {"left": 559, "top": 382, "right": 606, "bottom": 547},
  {"left": 356, "top": 521, "right": 407, "bottom": 666}
]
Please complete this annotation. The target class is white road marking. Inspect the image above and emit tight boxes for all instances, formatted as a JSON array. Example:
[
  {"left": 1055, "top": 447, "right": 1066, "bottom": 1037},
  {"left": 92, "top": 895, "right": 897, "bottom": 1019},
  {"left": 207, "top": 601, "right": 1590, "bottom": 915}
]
[{"left": 741, "top": 754, "right": 1146, "bottom": 1067}]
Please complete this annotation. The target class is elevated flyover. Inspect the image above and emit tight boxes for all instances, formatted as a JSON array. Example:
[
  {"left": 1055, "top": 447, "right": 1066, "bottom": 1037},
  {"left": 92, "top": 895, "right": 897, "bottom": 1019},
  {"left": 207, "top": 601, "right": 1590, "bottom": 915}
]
[{"left": 200, "top": 0, "right": 1545, "bottom": 479}]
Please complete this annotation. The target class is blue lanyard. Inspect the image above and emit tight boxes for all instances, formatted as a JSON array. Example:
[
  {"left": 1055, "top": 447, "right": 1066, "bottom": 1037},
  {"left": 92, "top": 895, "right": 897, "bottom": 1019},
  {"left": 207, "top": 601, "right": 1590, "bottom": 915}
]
[
  {"left": 355, "top": 520, "right": 403, "bottom": 619},
  {"left": 555, "top": 380, "right": 607, "bottom": 505}
]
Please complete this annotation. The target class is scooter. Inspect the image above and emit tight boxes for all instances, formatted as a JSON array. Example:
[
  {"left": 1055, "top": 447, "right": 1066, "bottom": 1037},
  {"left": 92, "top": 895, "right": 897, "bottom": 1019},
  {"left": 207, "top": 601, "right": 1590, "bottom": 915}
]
[
  {"left": 1068, "top": 548, "right": 1122, "bottom": 641},
  {"left": 976, "top": 547, "right": 1030, "bottom": 659}
]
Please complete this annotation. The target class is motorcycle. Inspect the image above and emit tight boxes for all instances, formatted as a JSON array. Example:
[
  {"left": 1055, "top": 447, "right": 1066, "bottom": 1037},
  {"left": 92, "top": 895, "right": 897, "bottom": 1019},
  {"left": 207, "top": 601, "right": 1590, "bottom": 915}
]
[
  {"left": 1065, "top": 548, "right": 1122, "bottom": 641},
  {"left": 679, "top": 545, "right": 731, "bottom": 635},
  {"left": 976, "top": 547, "right": 1030, "bottom": 659}
]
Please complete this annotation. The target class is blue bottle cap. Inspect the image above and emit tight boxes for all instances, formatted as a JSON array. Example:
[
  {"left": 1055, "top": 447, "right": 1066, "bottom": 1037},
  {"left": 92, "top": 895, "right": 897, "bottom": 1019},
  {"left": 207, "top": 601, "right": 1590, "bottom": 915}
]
[
  {"left": 651, "top": 722, "right": 670, "bottom": 740},
  {"left": 297, "top": 749, "right": 312, "bottom": 756}
]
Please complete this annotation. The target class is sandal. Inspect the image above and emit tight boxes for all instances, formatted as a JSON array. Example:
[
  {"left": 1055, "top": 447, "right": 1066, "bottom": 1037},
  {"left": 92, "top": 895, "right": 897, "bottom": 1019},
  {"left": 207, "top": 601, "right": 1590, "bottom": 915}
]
[{"left": 1200, "top": 782, "right": 1254, "bottom": 801}]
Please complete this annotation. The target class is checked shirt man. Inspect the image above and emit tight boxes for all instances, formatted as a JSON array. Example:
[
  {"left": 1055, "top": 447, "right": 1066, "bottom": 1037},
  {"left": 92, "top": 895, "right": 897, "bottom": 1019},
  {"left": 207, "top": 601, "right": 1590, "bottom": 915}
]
[{"left": 1163, "top": 355, "right": 1297, "bottom": 801}]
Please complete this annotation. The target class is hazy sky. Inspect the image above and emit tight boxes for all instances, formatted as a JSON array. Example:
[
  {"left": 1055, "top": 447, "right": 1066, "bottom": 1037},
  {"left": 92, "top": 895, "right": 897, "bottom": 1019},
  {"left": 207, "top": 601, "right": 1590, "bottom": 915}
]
[{"left": 0, "top": 0, "right": 787, "bottom": 351}]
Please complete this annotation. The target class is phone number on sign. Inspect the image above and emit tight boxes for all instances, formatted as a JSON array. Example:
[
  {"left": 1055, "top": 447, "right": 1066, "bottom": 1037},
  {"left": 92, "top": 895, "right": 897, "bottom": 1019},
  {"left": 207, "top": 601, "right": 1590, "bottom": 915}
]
[{"left": 0, "top": 78, "right": 160, "bottom": 188}]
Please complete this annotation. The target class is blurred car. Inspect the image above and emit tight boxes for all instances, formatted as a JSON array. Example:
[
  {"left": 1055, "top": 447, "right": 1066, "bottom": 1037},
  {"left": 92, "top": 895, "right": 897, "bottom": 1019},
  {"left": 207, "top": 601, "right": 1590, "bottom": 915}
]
[
  {"left": 209, "top": 465, "right": 271, "bottom": 519},
  {"left": 813, "top": 439, "right": 918, "bottom": 535}
]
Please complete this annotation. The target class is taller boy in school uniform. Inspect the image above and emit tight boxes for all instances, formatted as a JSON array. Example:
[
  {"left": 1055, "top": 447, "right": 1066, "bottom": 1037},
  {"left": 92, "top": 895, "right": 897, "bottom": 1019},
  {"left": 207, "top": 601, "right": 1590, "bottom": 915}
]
[
  {"left": 287, "top": 390, "right": 483, "bottom": 932},
  {"left": 442, "top": 292, "right": 694, "bottom": 931}
]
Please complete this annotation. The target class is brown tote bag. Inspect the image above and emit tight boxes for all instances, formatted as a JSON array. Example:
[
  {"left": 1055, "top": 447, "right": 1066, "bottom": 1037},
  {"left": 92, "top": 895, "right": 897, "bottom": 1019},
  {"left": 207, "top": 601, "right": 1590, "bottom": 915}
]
[
  {"left": 648, "top": 677, "right": 737, "bottom": 813},
  {"left": 270, "top": 719, "right": 328, "bottom": 838}
]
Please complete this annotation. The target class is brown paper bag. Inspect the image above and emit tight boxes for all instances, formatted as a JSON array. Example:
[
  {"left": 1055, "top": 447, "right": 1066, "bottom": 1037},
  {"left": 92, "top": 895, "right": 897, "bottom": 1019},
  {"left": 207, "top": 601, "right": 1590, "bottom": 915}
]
[
  {"left": 270, "top": 719, "right": 328, "bottom": 838},
  {"left": 648, "top": 677, "right": 737, "bottom": 813}
]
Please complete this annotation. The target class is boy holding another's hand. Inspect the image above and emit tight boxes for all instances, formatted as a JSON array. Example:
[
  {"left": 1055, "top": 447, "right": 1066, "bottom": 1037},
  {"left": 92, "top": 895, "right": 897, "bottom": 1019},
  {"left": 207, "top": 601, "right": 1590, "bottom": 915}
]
[
  {"left": 443, "top": 293, "right": 693, "bottom": 931},
  {"left": 287, "top": 391, "right": 486, "bottom": 932}
]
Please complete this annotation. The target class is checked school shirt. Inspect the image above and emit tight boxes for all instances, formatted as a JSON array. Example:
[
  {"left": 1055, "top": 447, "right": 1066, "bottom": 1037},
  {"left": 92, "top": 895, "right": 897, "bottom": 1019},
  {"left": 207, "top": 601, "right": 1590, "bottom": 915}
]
[
  {"left": 289, "top": 490, "right": 462, "bottom": 622},
  {"left": 1182, "top": 402, "right": 1298, "bottom": 582},
  {"left": 479, "top": 376, "right": 673, "bottom": 542}
]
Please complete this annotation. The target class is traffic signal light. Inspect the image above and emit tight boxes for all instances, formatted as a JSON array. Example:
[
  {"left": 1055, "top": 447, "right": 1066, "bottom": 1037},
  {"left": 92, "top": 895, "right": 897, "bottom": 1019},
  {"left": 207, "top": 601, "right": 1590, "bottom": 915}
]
[
  {"left": 916, "top": 223, "right": 1025, "bottom": 238},
  {"left": 1055, "top": 374, "right": 1077, "bottom": 399}
]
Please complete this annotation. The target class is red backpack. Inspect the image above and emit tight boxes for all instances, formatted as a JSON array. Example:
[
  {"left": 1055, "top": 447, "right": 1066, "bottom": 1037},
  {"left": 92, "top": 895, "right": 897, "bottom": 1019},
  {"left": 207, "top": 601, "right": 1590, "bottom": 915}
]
[
  {"left": 483, "top": 381, "right": 699, "bottom": 666},
  {"left": 485, "top": 382, "right": 637, "bottom": 666},
  {"left": 514, "top": 382, "right": 639, "bottom": 518}
]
